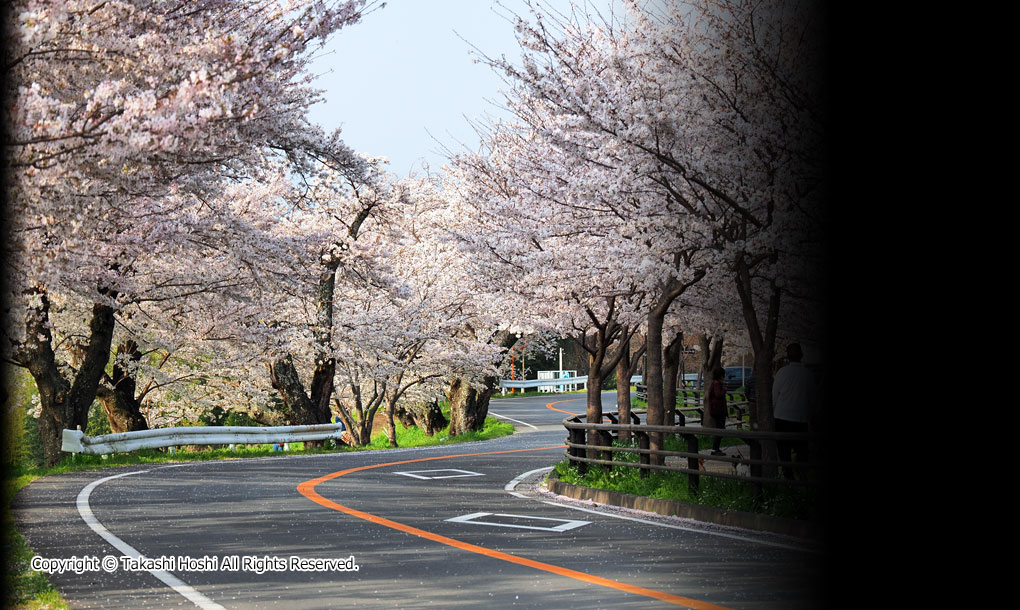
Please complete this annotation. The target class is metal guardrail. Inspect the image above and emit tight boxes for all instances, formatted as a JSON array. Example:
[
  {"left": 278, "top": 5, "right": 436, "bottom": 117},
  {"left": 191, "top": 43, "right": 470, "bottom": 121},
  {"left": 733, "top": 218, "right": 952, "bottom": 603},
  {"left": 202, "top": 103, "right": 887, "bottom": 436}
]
[
  {"left": 61, "top": 424, "right": 346, "bottom": 455},
  {"left": 499, "top": 376, "right": 589, "bottom": 391},
  {"left": 561, "top": 410, "right": 816, "bottom": 495},
  {"left": 499, "top": 375, "right": 646, "bottom": 392}
]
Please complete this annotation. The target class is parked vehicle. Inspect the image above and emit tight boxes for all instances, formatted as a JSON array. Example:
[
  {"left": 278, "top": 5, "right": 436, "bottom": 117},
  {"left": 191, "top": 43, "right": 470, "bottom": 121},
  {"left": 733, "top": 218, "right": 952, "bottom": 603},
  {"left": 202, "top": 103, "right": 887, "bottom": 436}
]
[{"left": 723, "top": 366, "right": 753, "bottom": 391}]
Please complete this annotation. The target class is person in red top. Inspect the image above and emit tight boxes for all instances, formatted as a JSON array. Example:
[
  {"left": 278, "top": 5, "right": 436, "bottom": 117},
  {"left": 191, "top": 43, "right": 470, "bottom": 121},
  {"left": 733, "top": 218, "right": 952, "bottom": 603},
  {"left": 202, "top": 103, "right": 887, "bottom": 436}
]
[{"left": 706, "top": 366, "right": 727, "bottom": 455}]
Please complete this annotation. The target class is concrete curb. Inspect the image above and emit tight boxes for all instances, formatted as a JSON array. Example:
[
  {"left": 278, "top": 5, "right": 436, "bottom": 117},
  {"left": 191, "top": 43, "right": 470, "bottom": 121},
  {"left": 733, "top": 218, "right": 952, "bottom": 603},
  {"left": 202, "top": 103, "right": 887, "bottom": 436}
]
[{"left": 546, "top": 472, "right": 820, "bottom": 540}]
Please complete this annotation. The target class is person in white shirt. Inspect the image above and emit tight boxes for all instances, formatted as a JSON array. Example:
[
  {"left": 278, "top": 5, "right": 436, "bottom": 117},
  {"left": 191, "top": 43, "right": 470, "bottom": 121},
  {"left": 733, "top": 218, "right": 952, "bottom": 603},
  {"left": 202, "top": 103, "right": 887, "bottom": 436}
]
[{"left": 772, "top": 343, "right": 814, "bottom": 479}]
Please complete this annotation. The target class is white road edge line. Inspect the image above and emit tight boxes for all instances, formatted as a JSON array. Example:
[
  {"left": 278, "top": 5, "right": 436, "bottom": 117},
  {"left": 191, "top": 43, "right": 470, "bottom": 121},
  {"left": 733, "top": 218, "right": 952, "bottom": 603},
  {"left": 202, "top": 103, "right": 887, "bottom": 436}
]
[
  {"left": 488, "top": 411, "right": 538, "bottom": 429},
  {"left": 77, "top": 467, "right": 226, "bottom": 610},
  {"left": 505, "top": 466, "right": 817, "bottom": 553},
  {"left": 503, "top": 466, "right": 553, "bottom": 498}
]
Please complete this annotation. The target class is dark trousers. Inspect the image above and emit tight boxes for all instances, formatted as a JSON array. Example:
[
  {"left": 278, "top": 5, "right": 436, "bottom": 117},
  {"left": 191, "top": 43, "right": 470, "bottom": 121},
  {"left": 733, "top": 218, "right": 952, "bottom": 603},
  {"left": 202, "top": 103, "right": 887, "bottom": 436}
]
[{"left": 775, "top": 418, "right": 810, "bottom": 478}]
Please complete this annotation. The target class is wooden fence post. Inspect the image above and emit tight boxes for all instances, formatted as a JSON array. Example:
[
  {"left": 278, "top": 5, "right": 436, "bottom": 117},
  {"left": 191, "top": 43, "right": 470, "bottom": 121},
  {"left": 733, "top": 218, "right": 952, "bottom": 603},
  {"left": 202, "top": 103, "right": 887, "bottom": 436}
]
[
  {"left": 597, "top": 429, "right": 614, "bottom": 470},
  {"left": 569, "top": 426, "right": 588, "bottom": 475},
  {"left": 636, "top": 431, "right": 650, "bottom": 478},
  {"left": 748, "top": 437, "right": 762, "bottom": 498},
  {"left": 684, "top": 433, "right": 700, "bottom": 495}
]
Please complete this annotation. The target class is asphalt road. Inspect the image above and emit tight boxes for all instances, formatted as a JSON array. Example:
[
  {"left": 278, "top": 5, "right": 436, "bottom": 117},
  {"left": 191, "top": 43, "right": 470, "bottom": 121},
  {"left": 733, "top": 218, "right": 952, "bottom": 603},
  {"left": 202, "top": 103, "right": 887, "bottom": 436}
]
[{"left": 13, "top": 392, "right": 826, "bottom": 609}]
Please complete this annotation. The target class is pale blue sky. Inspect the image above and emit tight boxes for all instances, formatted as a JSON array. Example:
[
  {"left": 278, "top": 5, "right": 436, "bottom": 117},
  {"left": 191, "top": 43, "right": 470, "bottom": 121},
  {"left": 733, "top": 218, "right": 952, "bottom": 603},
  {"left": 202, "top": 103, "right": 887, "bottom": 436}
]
[{"left": 306, "top": 0, "right": 616, "bottom": 177}]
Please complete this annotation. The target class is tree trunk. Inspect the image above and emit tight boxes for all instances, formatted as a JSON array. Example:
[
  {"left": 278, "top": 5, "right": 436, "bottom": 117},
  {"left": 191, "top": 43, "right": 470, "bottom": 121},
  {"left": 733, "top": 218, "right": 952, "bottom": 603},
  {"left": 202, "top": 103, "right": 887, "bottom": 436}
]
[
  {"left": 269, "top": 355, "right": 322, "bottom": 426},
  {"left": 346, "top": 415, "right": 375, "bottom": 447},
  {"left": 616, "top": 336, "right": 632, "bottom": 442},
  {"left": 699, "top": 334, "right": 724, "bottom": 424},
  {"left": 332, "top": 383, "right": 385, "bottom": 447},
  {"left": 385, "top": 396, "right": 398, "bottom": 448},
  {"left": 734, "top": 253, "right": 781, "bottom": 477},
  {"left": 97, "top": 340, "right": 149, "bottom": 433},
  {"left": 447, "top": 376, "right": 496, "bottom": 436},
  {"left": 645, "top": 310, "right": 665, "bottom": 463},
  {"left": 584, "top": 359, "right": 606, "bottom": 461},
  {"left": 447, "top": 329, "right": 517, "bottom": 436},
  {"left": 414, "top": 401, "right": 448, "bottom": 436},
  {"left": 644, "top": 267, "right": 706, "bottom": 465},
  {"left": 615, "top": 335, "right": 645, "bottom": 443},
  {"left": 267, "top": 258, "right": 340, "bottom": 442},
  {"left": 577, "top": 322, "right": 634, "bottom": 461},
  {"left": 96, "top": 386, "right": 148, "bottom": 434},
  {"left": 394, "top": 404, "right": 416, "bottom": 429},
  {"left": 23, "top": 290, "right": 116, "bottom": 466},
  {"left": 663, "top": 332, "right": 684, "bottom": 427},
  {"left": 397, "top": 401, "right": 448, "bottom": 436}
]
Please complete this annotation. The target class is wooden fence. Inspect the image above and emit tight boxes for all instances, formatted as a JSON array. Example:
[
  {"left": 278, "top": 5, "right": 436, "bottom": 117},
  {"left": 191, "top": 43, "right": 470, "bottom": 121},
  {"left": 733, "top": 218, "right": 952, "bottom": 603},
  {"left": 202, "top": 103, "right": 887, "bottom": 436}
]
[
  {"left": 562, "top": 410, "right": 816, "bottom": 496},
  {"left": 635, "top": 383, "right": 751, "bottom": 428}
]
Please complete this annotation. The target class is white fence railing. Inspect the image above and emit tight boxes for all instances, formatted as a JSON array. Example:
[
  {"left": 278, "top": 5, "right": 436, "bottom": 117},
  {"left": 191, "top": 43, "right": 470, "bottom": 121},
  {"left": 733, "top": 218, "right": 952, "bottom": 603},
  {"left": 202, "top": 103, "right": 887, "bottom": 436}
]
[
  {"left": 61, "top": 424, "right": 346, "bottom": 456},
  {"left": 497, "top": 375, "right": 644, "bottom": 393},
  {"left": 499, "top": 376, "right": 588, "bottom": 392}
]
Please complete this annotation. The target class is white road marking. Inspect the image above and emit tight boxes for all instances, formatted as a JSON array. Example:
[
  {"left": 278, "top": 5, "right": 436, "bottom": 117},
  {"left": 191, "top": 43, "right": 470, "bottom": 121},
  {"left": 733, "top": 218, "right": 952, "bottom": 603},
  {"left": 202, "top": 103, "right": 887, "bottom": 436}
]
[
  {"left": 393, "top": 469, "right": 484, "bottom": 480},
  {"left": 488, "top": 411, "right": 538, "bottom": 429},
  {"left": 504, "top": 466, "right": 817, "bottom": 553},
  {"left": 446, "top": 512, "right": 589, "bottom": 532},
  {"left": 504, "top": 466, "right": 554, "bottom": 498},
  {"left": 77, "top": 467, "right": 225, "bottom": 610}
]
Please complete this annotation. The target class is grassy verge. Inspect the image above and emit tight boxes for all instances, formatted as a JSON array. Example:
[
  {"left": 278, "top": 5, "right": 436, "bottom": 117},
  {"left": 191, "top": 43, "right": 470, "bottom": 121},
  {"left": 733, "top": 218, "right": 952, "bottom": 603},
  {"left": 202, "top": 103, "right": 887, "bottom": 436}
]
[
  {"left": 551, "top": 435, "right": 820, "bottom": 522},
  {"left": 3, "top": 415, "right": 513, "bottom": 609},
  {"left": 4, "top": 474, "right": 68, "bottom": 610}
]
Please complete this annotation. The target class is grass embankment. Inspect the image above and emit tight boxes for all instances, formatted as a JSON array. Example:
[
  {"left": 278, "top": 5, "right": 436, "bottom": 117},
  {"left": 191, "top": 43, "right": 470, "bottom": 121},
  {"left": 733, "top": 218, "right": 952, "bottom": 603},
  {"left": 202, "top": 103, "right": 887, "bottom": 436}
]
[
  {"left": 551, "top": 394, "right": 820, "bottom": 522},
  {"left": 551, "top": 437, "right": 819, "bottom": 522},
  {"left": 3, "top": 411, "right": 513, "bottom": 610}
]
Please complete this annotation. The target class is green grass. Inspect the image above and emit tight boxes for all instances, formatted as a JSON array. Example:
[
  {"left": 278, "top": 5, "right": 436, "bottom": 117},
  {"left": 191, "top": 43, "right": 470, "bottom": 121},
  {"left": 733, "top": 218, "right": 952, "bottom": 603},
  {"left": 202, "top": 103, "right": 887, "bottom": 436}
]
[
  {"left": 4, "top": 474, "right": 70, "bottom": 610},
  {"left": 364, "top": 417, "right": 515, "bottom": 449}
]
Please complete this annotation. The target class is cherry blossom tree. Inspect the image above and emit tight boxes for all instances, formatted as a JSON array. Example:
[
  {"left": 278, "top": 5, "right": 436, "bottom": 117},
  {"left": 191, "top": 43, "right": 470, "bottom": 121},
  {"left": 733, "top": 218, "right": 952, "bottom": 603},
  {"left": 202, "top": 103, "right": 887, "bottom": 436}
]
[
  {"left": 479, "top": 0, "right": 827, "bottom": 445},
  {"left": 438, "top": 137, "right": 650, "bottom": 455},
  {"left": 284, "top": 172, "right": 514, "bottom": 446},
  {"left": 264, "top": 156, "right": 387, "bottom": 434},
  {"left": 387, "top": 174, "right": 524, "bottom": 438},
  {"left": 2, "top": 0, "right": 373, "bottom": 464},
  {"left": 437, "top": 6, "right": 706, "bottom": 462}
]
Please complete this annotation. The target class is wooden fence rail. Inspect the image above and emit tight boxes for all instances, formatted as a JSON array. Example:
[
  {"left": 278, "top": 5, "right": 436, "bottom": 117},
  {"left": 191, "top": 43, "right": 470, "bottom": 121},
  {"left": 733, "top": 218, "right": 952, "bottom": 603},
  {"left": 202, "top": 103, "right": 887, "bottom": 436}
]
[
  {"left": 562, "top": 410, "right": 816, "bottom": 496},
  {"left": 635, "top": 383, "right": 751, "bottom": 428}
]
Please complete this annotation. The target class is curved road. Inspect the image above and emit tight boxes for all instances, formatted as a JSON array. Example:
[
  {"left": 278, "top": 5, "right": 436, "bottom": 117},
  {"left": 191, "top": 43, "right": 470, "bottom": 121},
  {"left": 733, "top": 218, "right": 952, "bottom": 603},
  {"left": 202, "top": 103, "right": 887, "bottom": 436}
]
[{"left": 13, "top": 392, "right": 825, "bottom": 609}]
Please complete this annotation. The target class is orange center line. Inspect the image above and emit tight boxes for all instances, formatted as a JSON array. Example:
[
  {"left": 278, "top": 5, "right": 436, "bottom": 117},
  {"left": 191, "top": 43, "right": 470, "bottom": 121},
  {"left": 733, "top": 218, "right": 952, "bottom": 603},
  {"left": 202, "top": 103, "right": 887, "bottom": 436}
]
[
  {"left": 545, "top": 397, "right": 584, "bottom": 415},
  {"left": 296, "top": 445, "right": 731, "bottom": 610}
]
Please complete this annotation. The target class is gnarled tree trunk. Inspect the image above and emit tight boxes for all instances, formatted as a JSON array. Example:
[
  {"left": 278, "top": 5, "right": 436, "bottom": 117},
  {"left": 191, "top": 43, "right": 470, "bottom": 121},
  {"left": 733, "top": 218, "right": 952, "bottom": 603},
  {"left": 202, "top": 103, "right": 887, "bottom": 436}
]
[
  {"left": 96, "top": 340, "right": 149, "bottom": 433},
  {"left": 447, "top": 329, "right": 517, "bottom": 436},
  {"left": 447, "top": 376, "right": 497, "bottom": 436},
  {"left": 269, "top": 354, "right": 331, "bottom": 427},
  {"left": 21, "top": 289, "right": 116, "bottom": 466}
]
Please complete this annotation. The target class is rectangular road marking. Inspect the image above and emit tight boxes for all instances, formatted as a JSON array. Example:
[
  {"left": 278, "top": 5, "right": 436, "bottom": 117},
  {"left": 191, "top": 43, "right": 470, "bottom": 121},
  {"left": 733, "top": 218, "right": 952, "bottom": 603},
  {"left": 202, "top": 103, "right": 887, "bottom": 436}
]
[
  {"left": 393, "top": 469, "right": 484, "bottom": 480},
  {"left": 446, "top": 512, "right": 589, "bottom": 532}
]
